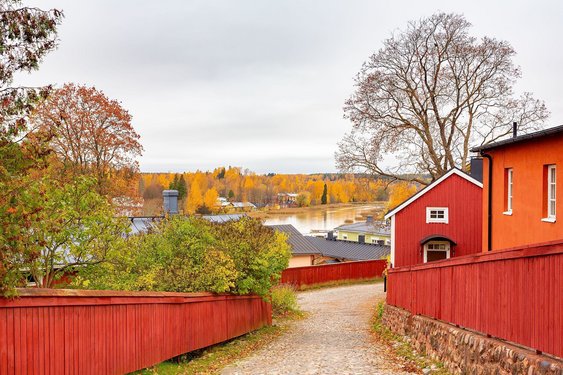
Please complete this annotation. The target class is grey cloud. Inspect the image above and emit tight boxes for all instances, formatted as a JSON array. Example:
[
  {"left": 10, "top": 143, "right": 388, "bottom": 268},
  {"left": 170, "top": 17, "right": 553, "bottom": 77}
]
[{"left": 14, "top": 0, "right": 563, "bottom": 173}]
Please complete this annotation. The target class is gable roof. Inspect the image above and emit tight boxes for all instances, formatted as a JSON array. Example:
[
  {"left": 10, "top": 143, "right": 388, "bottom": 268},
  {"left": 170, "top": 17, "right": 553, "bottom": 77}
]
[
  {"left": 202, "top": 213, "right": 247, "bottom": 223},
  {"left": 306, "top": 237, "right": 390, "bottom": 261},
  {"left": 470, "top": 124, "right": 563, "bottom": 152},
  {"left": 268, "top": 224, "right": 322, "bottom": 255},
  {"left": 334, "top": 221, "right": 390, "bottom": 236},
  {"left": 384, "top": 168, "right": 483, "bottom": 220}
]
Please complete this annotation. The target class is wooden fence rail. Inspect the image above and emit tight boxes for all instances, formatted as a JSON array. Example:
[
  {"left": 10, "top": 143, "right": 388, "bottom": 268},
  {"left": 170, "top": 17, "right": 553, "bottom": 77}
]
[
  {"left": 387, "top": 240, "right": 563, "bottom": 358},
  {"left": 0, "top": 289, "right": 271, "bottom": 375},
  {"left": 281, "top": 259, "right": 386, "bottom": 288}
]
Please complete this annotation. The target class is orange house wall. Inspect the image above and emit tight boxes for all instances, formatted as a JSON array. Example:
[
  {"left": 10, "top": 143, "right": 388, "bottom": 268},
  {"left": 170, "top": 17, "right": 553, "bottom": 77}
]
[{"left": 482, "top": 135, "right": 563, "bottom": 251}]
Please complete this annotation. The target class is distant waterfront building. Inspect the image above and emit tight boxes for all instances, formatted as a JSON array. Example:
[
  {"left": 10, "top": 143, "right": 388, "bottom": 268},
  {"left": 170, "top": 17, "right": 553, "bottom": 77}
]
[
  {"left": 334, "top": 216, "right": 391, "bottom": 245},
  {"left": 277, "top": 193, "right": 299, "bottom": 207}
]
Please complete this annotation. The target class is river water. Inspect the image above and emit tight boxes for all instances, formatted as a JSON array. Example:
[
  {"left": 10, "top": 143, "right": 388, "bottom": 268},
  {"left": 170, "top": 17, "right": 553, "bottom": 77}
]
[{"left": 262, "top": 203, "right": 385, "bottom": 235}]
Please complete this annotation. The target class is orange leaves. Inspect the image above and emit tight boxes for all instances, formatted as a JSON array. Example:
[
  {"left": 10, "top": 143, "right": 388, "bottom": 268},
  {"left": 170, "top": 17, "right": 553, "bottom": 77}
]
[
  {"left": 140, "top": 168, "right": 389, "bottom": 215},
  {"left": 387, "top": 182, "right": 417, "bottom": 211},
  {"left": 30, "top": 83, "right": 143, "bottom": 199}
]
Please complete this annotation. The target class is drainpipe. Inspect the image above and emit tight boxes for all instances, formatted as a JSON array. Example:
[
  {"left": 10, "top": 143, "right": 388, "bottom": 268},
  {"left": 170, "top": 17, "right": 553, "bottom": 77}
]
[{"left": 480, "top": 151, "right": 493, "bottom": 252}]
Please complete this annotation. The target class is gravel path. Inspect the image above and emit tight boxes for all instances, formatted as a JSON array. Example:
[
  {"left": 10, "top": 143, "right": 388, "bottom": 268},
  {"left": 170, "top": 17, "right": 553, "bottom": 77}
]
[{"left": 222, "top": 283, "right": 412, "bottom": 375}]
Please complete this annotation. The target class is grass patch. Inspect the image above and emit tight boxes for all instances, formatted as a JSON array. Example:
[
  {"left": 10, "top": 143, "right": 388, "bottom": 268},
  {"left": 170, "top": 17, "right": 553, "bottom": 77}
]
[
  {"left": 271, "top": 284, "right": 303, "bottom": 319},
  {"left": 296, "top": 277, "right": 382, "bottom": 291},
  {"left": 372, "top": 301, "right": 450, "bottom": 375}
]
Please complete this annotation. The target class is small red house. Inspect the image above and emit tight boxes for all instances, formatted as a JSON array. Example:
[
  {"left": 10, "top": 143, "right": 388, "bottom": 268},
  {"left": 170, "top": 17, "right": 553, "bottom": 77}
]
[{"left": 384, "top": 168, "right": 483, "bottom": 268}]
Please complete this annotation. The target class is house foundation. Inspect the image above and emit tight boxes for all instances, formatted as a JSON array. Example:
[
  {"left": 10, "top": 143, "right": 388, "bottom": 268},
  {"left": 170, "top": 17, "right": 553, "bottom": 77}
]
[{"left": 382, "top": 304, "right": 562, "bottom": 375}]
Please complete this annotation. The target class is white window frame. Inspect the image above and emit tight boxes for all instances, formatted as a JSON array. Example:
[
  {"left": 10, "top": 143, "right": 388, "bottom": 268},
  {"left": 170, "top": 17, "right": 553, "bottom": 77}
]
[
  {"left": 544, "top": 165, "right": 556, "bottom": 221},
  {"left": 504, "top": 168, "right": 513, "bottom": 215},
  {"left": 423, "top": 241, "right": 451, "bottom": 263},
  {"left": 426, "top": 207, "right": 449, "bottom": 224}
]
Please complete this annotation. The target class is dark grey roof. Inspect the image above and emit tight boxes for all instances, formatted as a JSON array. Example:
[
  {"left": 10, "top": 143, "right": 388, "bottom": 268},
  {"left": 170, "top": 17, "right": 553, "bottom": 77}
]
[
  {"left": 306, "top": 237, "right": 390, "bottom": 261},
  {"left": 202, "top": 213, "right": 247, "bottom": 223},
  {"left": 470, "top": 124, "right": 563, "bottom": 152},
  {"left": 267, "top": 224, "right": 322, "bottom": 255},
  {"left": 334, "top": 221, "right": 390, "bottom": 236},
  {"left": 128, "top": 214, "right": 246, "bottom": 234}
]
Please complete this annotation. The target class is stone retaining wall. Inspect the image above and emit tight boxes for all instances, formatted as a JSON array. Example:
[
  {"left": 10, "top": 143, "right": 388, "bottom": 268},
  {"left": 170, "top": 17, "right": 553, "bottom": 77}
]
[{"left": 382, "top": 304, "right": 563, "bottom": 375}]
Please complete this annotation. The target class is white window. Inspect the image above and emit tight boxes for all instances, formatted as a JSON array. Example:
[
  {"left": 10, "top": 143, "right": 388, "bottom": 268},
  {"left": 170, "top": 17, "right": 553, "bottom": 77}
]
[
  {"left": 506, "top": 168, "right": 513, "bottom": 213},
  {"left": 423, "top": 241, "right": 451, "bottom": 263},
  {"left": 426, "top": 207, "right": 449, "bottom": 224},
  {"left": 547, "top": 165, "right": 556, "bottom": 219}
]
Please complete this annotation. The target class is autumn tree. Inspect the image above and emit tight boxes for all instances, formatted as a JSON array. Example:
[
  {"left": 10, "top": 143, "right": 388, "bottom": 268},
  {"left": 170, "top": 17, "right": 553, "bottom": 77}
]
[
  {"left": 185, "top": 183, "right": 203, "bottom": 213},
  {"left": 31, "top": 83, "right": 143, "bottom": 198},
  {"left": 296, "top": 192, "right": 311, "bottom": 207},
  {"left": 387, "top": 182, "right": 418, "bottom": 211},
  {"left": 337, "top": 13, "right": 549, "bottom": 185},
  {"left": 0, "top": 1, "right": 63, "bottom": 296},
  {"left": 203, "top": 187, "right": 219, "bottom": 212}
]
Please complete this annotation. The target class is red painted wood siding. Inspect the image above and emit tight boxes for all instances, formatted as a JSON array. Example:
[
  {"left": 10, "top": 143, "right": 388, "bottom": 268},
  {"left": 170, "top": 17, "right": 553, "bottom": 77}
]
[
  {"left": 394, "top": 173, "right": 482, "bottom": 267},
  {"left": 280, "top": 260, "right": 386, "bottom": 288},
  {"left": 387, "top": 240, "right": 563, "bottom": 358},
  {"left": 0, "top": 290, "right": 271, "bottom": 375}
]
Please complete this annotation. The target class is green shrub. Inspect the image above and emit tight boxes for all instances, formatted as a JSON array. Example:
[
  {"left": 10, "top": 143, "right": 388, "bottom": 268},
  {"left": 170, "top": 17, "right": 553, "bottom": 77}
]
[
  {"left": 271, "top": 284, "right": 299, "bottom": 316},
  {"left": 75, "top": 216, "right": 291, "bottom": 297}
]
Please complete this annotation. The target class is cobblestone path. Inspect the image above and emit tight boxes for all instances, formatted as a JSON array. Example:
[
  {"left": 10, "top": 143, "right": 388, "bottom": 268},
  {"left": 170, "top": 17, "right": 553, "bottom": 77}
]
[{"left": 222, "top": 283, "right": 412, "bottom": 375}]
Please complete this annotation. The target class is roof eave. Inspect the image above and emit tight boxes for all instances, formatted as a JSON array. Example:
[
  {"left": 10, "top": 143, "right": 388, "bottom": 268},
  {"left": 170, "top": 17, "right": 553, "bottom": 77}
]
[
  {"left": 384, "top": 168, "right": 482, "bottom": 220},
  {"left": 470, "top": 124, "right": 563, "bottom": 153}
]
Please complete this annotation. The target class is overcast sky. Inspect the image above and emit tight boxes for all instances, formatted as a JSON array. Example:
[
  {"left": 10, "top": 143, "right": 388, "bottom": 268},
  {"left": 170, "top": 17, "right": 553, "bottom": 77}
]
[{"left": 15, "top": 0, "right": 563, "bottom": 174}]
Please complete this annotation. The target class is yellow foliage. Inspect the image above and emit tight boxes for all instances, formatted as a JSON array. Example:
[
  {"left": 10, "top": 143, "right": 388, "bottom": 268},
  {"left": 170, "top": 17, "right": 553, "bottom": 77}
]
[
  {"left": 185, "top": 183, "right": 203, "bottom": 213},
  {"left": 140, "top": 168, "right": 392, "bottom": 212},
  {"left": 387, "top": 182, "right": 417, "bottom": 210},
  {"left": 203, "top": 188, "right": 219, "bottom": 212}
]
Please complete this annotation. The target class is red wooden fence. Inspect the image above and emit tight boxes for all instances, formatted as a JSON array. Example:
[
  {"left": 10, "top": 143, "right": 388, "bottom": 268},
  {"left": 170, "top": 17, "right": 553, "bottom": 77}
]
[
  {"left": 387, "top": 240, "right": 563, "bottom": 358},
  {"left": 281, "top": 259, "right": 386, "bottom": 288},
  {"left": 0, "top": 289, "right": 271, "bottom": 375}
]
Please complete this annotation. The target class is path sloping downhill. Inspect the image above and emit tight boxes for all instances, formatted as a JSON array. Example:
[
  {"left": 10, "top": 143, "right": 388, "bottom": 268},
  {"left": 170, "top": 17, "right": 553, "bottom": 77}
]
[{"left": 222, "top": 283, "right": 412, "bottom": 375}]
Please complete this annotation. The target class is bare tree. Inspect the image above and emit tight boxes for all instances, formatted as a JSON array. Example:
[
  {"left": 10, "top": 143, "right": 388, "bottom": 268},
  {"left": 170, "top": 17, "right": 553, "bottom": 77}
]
[{"left": 337, "top": 13, "right": 549, "bottom": 184}]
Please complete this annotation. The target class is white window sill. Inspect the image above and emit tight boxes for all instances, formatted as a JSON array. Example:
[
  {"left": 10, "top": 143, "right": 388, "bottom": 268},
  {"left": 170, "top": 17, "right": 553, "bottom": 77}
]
[
  {"left": 502, "top": 211, "right": 513, "bottom": 216},
  {"left": 541, "top": 217, "right": 556, "bottom": 223},
  {"left": 426, "top": 221, "right": 449, "bottom": 224}
]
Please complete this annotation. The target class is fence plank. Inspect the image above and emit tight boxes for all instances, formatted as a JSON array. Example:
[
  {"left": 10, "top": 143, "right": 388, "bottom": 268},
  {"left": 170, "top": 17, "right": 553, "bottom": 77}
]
[
  {"left": 280, "top": 260, "right": 386, "bottom": 288},
  {"left": 0, "top": 290, "right": 271, "bottom": 374},
  {"left": 387, "top": 241, "right": 563, "bottom": 358}
]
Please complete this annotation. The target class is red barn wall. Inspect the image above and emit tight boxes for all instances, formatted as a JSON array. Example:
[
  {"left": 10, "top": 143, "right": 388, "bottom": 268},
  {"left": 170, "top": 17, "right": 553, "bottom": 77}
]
[{"left": 394, "top": 173, "right": 482, "bottom": 267}]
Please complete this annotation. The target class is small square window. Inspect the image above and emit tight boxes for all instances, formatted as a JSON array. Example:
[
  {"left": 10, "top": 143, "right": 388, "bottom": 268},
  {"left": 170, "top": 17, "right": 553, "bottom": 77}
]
[{"left": 426, "top": 207, "right": 449, "bottom": 223}]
